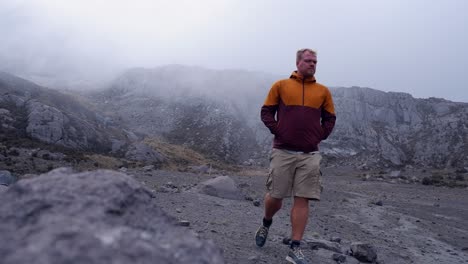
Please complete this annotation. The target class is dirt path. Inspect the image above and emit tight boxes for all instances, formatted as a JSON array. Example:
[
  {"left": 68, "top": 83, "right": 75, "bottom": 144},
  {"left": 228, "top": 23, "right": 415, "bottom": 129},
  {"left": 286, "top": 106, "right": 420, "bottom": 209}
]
[{"left": 130, "top": 167, "right": 468, "bottom": 264}]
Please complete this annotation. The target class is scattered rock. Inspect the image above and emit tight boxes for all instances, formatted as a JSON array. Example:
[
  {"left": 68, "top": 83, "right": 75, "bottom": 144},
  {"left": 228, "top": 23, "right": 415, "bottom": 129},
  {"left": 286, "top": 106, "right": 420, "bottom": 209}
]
[
  {"left": 125, "top": 142, "right": 165, "bottom": 165},
  {"left": 242, "top": 159, "right": 255, "bottom": 166},
  {"left": 35, "top": 149, "right": 65, "bottom": 161},
  {"left": 197, "top": 176, "right": 242, "bottom": 200},
  {"left": 304, "top": 237, "right": 343, "bottom": 253},
  {"left": 350, "top": 242, "right": 378, "bottom": 263},
  {"left": 164, "top": 181, "right": 178, "bottom": 189},
  {"left": 110, "top": 139, "right": 126, "bottom": 153},
  {"left": 142, "top": 165, "right": 154, "bottom": 171},
  {"left": 188, "top": 164, "right": 211, "bottom": 174},
  {"left": 253, "top": 199, "right": 261, "bottom": 207},
  {"left": 0, "top": 185, "right": 8, "bottom": 193},
  {"left": 0, "top": 170, "right": 15, "bottom": 186},
  {"left": 332, "top": 253, "right": 347, "bottom": 263},
  {"left": 248, "top": 255, "right": 259, "bottom": 261},
  {"left": 244, "top": 195, "right": 254, "bottom": 201},
  {"left": 178, "top": 220, "right": 191, "bottom": 227},
  {"left": 159, "top": 182, "right": 180, "bottom": 193},
  {"left": 42, "top": 167, "right": 74, "bottom": 177},
  {"left": 238, "top": 182, "right": 250, "bottom": 188},
  {"left": 330, "top": 236, "right": 342, "bottom": 243}
]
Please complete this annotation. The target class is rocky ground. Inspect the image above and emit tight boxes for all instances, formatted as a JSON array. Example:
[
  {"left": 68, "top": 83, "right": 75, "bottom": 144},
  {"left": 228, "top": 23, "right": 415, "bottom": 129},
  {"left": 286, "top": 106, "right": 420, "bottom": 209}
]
[
  {"left": 1, "top": 143, "right": 467, "bottom": 263},
  {"left": 126, "top": 166, "right": 468, "bottom": 264}
]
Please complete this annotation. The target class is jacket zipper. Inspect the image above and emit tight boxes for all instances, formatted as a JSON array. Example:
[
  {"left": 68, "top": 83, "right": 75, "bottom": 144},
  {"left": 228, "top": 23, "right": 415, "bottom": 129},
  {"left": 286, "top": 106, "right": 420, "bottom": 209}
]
[{"left": 302, "top": 79, "right": 305, "bottom": 106}]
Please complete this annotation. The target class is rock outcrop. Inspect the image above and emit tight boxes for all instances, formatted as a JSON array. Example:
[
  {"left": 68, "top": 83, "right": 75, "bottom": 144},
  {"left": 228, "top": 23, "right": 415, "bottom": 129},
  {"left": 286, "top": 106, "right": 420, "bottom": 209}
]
[
  {"left": 0, "top": 72, "right": 127, "bottom": 152},
  {"left": 327, "top": 87, "right": 468, "bottom": 168}
]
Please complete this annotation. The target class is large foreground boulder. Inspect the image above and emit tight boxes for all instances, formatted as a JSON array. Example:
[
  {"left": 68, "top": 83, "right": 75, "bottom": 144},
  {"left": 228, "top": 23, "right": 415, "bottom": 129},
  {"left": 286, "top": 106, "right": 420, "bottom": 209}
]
[{"left": 0, "top": 168, "right": 224, "bottom": 264}]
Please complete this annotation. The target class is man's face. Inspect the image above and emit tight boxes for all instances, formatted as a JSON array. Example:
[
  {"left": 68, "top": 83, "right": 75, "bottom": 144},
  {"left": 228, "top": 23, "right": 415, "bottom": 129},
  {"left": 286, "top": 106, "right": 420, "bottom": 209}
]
[{"left": 296, "top": 52, "right": 317, "bottom": 78}]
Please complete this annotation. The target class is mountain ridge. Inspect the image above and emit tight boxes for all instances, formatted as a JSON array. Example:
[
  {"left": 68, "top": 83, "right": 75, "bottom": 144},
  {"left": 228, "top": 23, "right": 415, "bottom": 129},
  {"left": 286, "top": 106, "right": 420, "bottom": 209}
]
[{"left": 1, "top": 68, "right": 467, "bottom": 169}]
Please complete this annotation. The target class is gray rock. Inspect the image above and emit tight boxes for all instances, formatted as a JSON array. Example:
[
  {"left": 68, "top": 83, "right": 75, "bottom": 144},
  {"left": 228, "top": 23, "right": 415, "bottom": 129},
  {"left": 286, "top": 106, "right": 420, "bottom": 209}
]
[
  {"left": 304, "top": 237, "right": 343, "bottom": 253},
  {"left": 330, "top": 236, "right": 342, "bottom": 243},
  {"left": 314, "top": 249, "right": 360, "bottom": 264},
  {"left": 44, "top": 167, "right": 75, "bottom": 177},
  {"left": 332, "top": 253, "right": 347, "bottom": 263},
  {"left": 188, "top": 164, "right": 211, "bottom": 174},
  {"left": 0, "top": 108, "right": 11, "bottom": 115},
  {"left": 248, "top": 255, "right": 259, "bottom": 261},
  {"left": 110, "top": 139, "right": 126, "bottom": 152},
  {"left": 198, "top": 176, "right": 242, "bottom": 200},
  {"left": 35, "top": 149, "right": 65, "bottom": 161},
  {"left": 142, "top": 165, "right": 155, "bottom": 171},
  {"left": 0, "top": 170, "right": 15, "bottom": 186},
  {"left": 123, "top": 129, "right": 139, "bottom": 141},
  {"left": 242, "top": 159, "right": 255, "bottom": 166},
  {"left": 26, "top": 101, "right": 67, "bottom": 144},
  {"left": 178, "top": 220, "right": 191, "bottom": 227},
  {"left": 0, "top": 185, "right": 8, "bottom": 193},
  {"left": 0, "top": 168, "right": 224, "bottom": 264},
  {"left": 350, "top": 242, "right": 378, "bottom": 263},
  {"left": 125, "top": 142, "right": 165, "bottom": 165},
  {"left": 253, "top": 199, "right": 261, "bottom": 207}
]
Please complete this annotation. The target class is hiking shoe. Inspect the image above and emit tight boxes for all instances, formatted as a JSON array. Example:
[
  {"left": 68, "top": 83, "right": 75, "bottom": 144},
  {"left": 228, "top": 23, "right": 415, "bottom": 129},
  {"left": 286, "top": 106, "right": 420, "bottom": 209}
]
[
  {"left": 254, "top": 225, "right": 269, "bottom": 247},
  {"left": 286, "top": 247, "right": 309, "bottom": 264}
]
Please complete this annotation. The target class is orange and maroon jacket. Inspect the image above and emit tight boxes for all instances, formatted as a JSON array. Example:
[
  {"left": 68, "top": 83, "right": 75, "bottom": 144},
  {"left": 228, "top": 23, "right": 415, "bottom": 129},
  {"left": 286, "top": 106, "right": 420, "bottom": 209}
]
[{"left": 261, "top": 71, "right": 336, "bottom": 152}]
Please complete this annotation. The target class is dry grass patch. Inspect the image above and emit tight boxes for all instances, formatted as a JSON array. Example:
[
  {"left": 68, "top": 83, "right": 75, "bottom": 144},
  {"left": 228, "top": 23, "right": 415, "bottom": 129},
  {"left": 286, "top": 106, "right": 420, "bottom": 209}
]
[
  {"left": 143, "top": 137, "right": 214, "bottom": 169},
  {"left": 85, "top": 154, "right": 123, "bottom": 170},
  {"left": 234, "top": 167, "right": 268, "bottom": 177}
]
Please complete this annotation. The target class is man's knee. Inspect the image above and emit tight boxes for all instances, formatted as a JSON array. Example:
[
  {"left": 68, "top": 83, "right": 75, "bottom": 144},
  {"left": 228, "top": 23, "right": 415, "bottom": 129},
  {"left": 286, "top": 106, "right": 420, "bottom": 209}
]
[
  {"left": 266, "top": 193, "right": 283, "bottom": 203},
  {"left": 293, "top": 196, "right": 309, "bottom": 208}
]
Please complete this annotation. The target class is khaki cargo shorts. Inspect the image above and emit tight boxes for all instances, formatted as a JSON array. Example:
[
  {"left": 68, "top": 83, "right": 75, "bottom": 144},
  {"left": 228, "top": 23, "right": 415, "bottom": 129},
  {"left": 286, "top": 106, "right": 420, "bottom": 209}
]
[{"left": 266, "top": 148, "right": 322, "bottom": 200}]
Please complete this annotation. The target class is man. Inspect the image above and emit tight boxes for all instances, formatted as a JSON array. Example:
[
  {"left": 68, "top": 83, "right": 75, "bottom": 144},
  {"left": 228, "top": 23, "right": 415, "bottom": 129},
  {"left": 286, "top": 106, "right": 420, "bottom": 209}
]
[{"left": 256, "top": 48, "right": 336, "bottom": 264}]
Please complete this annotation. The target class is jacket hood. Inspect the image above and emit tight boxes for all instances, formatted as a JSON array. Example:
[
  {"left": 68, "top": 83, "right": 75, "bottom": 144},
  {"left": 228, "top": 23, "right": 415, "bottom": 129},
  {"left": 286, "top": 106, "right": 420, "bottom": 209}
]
[{"left": 290, "top": 71, "right": 316, "bottom": 83}]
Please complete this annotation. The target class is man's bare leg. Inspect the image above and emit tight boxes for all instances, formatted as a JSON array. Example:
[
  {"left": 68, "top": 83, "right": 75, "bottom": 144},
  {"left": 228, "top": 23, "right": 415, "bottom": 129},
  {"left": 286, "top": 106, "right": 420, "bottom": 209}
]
[
  {"left": 290, "top": 196, "right": 309, "bottom": 241},
  {"left": 255, "top": 193, "right": 283, "bottom": 247},
  {"left": 264, "top": 192, "right": 282, "bottom": 220}
]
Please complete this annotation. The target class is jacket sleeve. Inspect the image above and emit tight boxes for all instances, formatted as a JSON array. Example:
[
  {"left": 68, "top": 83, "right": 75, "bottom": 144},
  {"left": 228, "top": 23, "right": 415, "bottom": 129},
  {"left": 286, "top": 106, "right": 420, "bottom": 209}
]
[
  {"left": 260, "top": 81, "right": 281, "bottom": 135},
  {"left": 321, "top": 88, "right": 336, "bottom": 140}
]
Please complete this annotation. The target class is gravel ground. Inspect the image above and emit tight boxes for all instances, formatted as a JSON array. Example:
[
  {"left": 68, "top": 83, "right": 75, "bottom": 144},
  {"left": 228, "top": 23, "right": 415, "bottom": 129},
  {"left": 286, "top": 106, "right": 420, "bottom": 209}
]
[{"left": 128, "top": 166, "right": 468, "bottom": 264}]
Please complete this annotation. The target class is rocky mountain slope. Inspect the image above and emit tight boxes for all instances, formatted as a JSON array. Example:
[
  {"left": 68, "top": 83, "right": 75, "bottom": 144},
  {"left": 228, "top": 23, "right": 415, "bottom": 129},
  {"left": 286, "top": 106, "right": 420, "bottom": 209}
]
[
  {"left": 92, "top": 65, "right": 468, "bottom": 169},
  {"left": 1, "top": 67, "right": 467, "bottom": 169},
  {"left": 0, "top": 71, "right": 128, "bottom": 152},
  {"left": 328, "top": 87, "right": 468, "bottom": 168}
]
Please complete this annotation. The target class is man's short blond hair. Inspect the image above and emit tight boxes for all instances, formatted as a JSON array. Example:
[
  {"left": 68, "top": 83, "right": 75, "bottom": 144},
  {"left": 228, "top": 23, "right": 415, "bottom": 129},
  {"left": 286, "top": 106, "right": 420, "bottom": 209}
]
[{"left": 296, "top": 48, "right": 317, "bottom": 64}]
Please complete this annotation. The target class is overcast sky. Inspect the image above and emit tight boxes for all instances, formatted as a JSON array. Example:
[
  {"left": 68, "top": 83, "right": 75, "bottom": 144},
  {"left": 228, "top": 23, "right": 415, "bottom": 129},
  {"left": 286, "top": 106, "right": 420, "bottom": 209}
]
[{"left": 1, "top": 0, "right": 467, "bottom": 102}]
